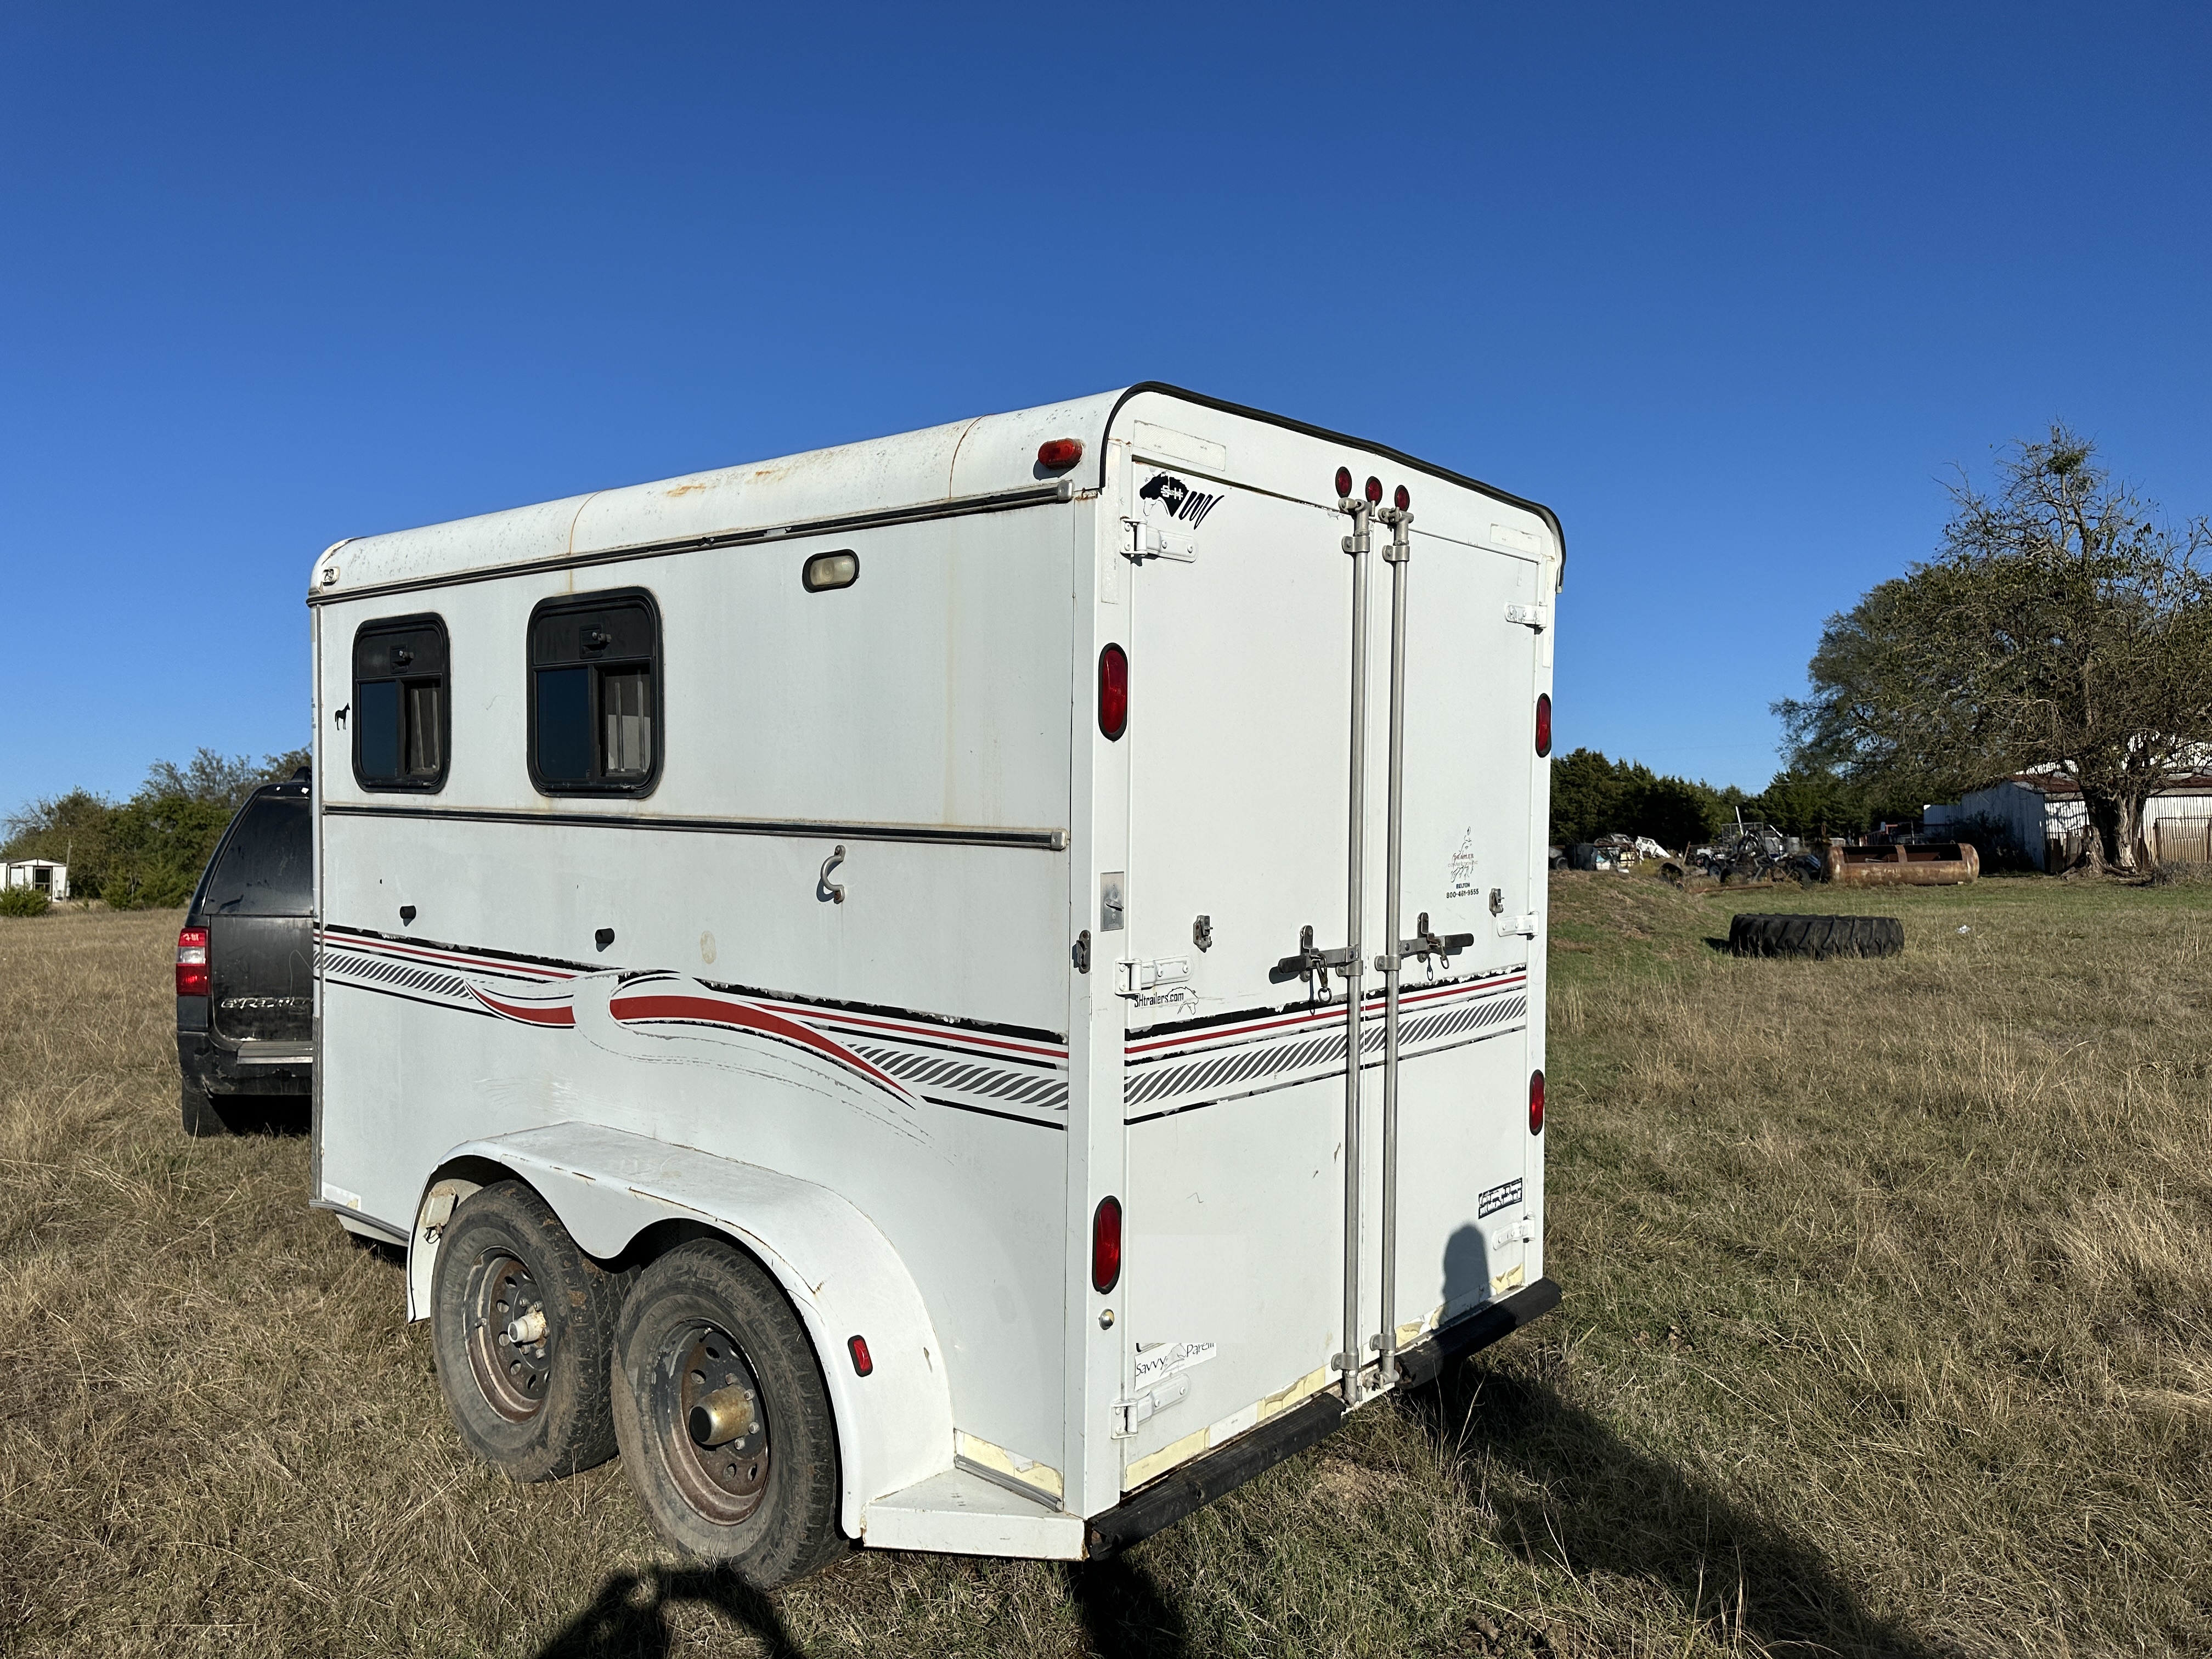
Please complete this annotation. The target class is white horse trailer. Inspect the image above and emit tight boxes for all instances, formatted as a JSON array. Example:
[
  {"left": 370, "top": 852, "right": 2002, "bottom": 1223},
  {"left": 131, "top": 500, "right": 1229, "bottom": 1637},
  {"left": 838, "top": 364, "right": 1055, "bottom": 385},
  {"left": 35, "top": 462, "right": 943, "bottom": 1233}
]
[{"left": 308, "top": 384, "right": 1562, "bottom": 1581}]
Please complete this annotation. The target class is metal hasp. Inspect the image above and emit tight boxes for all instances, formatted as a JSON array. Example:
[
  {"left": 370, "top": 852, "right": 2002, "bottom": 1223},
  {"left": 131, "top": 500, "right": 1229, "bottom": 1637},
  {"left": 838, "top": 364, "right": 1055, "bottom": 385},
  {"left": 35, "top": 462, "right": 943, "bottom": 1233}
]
[
  {"left": 1335, "top": 488, "right": 1373, "bottom": 1402},
  {"left": 1373, "top": 500, "right": 1414, "bottom": 1389}
]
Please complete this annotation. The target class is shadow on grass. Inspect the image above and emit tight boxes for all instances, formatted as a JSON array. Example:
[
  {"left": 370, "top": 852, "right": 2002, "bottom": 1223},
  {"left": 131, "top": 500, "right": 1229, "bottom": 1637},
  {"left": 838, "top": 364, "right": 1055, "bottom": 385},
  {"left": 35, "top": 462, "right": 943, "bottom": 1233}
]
[
  {"left": 201, "top": 1096, "right": 311, "bottom": 1136},
  {"left": 1062, "top": 1554, "right": 1189, "bottom": 1658},
  {"left": 1409, "top": 1365, "right": 1943, "bottom": 1659},
  {"left": 529, "top": 1565, "right": 808, "bottom": 1658}
]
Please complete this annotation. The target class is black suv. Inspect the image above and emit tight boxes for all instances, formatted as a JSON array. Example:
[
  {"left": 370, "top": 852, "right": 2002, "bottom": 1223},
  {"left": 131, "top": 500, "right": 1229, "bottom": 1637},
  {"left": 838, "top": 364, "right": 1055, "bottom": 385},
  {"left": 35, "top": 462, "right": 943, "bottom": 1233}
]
[{"left": 176, "top": 770, "right": 313, "bottom": 1135}]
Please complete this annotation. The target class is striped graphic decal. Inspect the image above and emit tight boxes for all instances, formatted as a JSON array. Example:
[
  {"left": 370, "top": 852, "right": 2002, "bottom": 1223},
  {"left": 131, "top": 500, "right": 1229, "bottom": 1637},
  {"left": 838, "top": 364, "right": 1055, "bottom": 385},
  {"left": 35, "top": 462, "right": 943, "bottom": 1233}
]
[
  {"left": 1122, "top": 970, "right": 1528, "bottom": 1125},
  {"left": 317, "top": 927, "right": 1069, "bottom": 1128}
]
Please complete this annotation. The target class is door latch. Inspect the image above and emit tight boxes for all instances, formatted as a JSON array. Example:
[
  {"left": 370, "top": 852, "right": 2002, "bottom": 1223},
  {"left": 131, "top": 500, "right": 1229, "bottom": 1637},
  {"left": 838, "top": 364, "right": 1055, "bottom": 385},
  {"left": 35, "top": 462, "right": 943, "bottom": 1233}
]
[
  {"left": 1115, "top": 957, "right": 1191, "bottom": 998},
  {"left": 1273, "top": 923, "right": 1357, "bottom": 1003},
  {"left": 1110, "top": 1374, "right": 1190, "bottom": 1438},
  {"left": 1375, "top": 910, "right": 1474, "bottom": 972}
]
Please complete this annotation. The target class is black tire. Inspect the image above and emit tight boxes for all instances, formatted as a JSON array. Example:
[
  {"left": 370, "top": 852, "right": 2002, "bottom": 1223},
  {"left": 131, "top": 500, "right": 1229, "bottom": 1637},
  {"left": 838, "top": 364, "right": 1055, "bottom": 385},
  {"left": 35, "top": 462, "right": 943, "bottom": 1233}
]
[
  {"left": 1727, "top": 913, "right": 1904, "bottom": 959},
  {"left": 612, "top": 1239, "right": 846, "bottom": 1585},
  {"left": 428, "top": 1181, "right": 627, "bottom": 1482},
  {"left": 1567, "top": 843, "right": 1600, "bottom": 872},
  {"left": 180, "top": 1077, "right": 234, "bottom": 1137}
]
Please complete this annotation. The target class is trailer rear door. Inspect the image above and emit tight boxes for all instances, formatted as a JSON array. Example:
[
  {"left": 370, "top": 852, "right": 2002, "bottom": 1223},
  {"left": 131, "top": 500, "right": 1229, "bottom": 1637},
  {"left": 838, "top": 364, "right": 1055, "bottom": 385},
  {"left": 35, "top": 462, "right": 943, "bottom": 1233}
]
[{"left": 1114, "top": 469, "right": 1544, "bottom": 1490}]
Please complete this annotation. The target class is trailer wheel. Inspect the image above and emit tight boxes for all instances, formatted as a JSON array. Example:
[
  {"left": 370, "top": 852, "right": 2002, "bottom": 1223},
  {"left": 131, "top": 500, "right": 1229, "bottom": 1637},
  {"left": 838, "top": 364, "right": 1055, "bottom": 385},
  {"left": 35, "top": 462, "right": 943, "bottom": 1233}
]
[
  {"left": 611, "top": 1239, "right": 845, "bottom": 1585},
  {"left": 1727, "top": 913, "right": 1904, "bottom": 958},
  {"left": 428, "top": 1181, "right": 624, "bottom": 1481}
]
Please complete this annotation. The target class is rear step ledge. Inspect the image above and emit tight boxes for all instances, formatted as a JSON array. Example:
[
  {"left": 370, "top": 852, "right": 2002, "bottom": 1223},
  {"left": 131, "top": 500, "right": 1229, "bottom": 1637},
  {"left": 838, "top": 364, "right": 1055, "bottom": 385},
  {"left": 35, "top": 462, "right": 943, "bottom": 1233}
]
[
  {"left": 861, "top": 1467, "right": 1087, "bottom": 1560},
  {"left": 1087, "top": 1277, "right": 1561, "bottom": 1557},
  {"left": 1393, "top": 1276, "right": 1563, "bottom": 1391}
]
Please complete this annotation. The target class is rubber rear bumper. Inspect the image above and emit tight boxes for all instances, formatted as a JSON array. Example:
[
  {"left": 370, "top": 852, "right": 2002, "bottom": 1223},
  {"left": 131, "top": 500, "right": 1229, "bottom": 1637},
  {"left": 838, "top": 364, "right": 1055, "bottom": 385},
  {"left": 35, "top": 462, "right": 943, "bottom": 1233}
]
[{"left": 1085, "top": 1277, "right": 1561, "bottom": 1557}]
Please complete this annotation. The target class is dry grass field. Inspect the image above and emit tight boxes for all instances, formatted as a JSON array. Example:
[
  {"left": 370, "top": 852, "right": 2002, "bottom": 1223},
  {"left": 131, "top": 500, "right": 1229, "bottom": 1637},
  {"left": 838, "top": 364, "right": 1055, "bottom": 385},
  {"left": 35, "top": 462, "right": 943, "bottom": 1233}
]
[{"left": 2, "top": 874, "right": 2207, "bottom": 1657}]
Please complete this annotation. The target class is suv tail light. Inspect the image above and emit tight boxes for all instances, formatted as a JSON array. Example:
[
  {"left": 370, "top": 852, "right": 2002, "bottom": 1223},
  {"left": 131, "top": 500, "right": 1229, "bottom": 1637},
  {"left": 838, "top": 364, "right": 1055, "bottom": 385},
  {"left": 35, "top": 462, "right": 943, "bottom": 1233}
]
[
  {"left": 176, "top": 927, "right": 209, "bottom": 996},
  {"left": 1091, "top": 1195, "right": 1122, "bottom": 1294}
]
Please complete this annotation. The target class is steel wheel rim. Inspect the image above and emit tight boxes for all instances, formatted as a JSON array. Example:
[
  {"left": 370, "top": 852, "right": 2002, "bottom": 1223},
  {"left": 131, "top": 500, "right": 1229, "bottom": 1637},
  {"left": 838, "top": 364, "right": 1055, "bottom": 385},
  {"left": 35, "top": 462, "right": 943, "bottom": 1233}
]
[
  {"left": 466, "top": 1251, "right": 552, "bottom": 1422},
  {"left": 654, "top": 1321, "right": 771, "bottom": 1526}
]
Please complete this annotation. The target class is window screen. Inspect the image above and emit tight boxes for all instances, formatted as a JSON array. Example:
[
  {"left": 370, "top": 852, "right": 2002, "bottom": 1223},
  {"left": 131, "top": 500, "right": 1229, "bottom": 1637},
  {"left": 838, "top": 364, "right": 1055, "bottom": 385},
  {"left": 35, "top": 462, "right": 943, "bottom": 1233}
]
[
  {"left": 352, "top": 615, "right": 449, "bottom": 791},
  {"left": 528, "top": 590, "right": 661, "bottom": 795}
]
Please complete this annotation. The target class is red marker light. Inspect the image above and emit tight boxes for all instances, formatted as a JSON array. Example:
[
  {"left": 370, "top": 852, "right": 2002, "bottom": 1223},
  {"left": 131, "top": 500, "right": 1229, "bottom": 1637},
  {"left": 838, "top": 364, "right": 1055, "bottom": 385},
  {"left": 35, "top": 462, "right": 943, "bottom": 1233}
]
[
  {"left": 176, "top": 927, "right": 209, "bottom": 997},
  {"left": 848, "top": 1334, "right": 873, "bottom": 1376},
  {"left": 1394, "top": 484, "right": 1410, "bottom": 511},
  {"left": 1037, "top": 438, "right": 1085, "bottom": 470},
  {"left": 1364, "top": 476, "right": 1383, "bottom": 505},
  {"left": 1098, "top": 644, "right": 1128, "bottom": 741},
  {"left": 1535, "top": 692, "right": 1553, "bottom": 758},
  {"left": 1333, "top": 466, "right": 1353, "bottom": 499},
  {"left": 1092, "top": 1195, "right": 1123, "bottom": 1294},
  {"left": 1529, "top": 1069, "right": 1545, "bottom": 1136}
]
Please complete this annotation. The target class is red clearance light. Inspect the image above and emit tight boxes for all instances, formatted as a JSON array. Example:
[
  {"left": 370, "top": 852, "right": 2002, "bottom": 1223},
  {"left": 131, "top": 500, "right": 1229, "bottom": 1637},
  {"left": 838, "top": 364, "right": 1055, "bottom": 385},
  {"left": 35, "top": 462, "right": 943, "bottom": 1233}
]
[
  {"left": 1530, "top": 1069, "right": 1546, "bottom": 1136},
  {"left": 848, "top": 1334, "right": 873, "bottom": 1376},
  {"left": 176, "top": 927, "right": 209, "bottom": 997},
  {"left": 1098, "top": 644, "right": 1128, "bottom": 741},
  {"left": 1092, "top": 1195, "right": 1123, "bottom": 1294},
  {"left": 1037, "top": 438, "right": 1085, "bottom": 470},
  {"left": 1535, "top": 692, "right": 1553, "bottom": 757},
  {"left": 1364, "top": 475, "right": 1383, "bottom": 505},
  {"left": 1333, "top": 466, "right": 1353, "bottom": 499},
  {"left": 1394, "top": 484, "right": 1410, "bottom": 511}
]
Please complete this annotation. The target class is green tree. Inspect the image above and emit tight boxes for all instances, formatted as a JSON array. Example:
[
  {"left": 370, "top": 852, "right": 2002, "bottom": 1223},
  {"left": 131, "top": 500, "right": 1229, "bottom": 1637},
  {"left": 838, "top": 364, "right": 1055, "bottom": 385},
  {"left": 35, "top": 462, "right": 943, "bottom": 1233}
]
[
  {"left": 1778, "top": 427, "right": 2212, "bottom": 871},
  {"left": 4, "top": 746, "right": 308, "bottom": 904},
  {"left": 1548, "top": 748, "right": 1623, "bottom": 844}
]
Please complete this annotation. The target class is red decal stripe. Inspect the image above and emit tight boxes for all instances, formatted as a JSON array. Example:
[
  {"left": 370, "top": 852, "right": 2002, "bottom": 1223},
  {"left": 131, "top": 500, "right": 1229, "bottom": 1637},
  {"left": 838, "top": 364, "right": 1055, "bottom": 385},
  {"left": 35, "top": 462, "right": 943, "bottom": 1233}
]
[
  {"left": 471, "top": 986, "right": 577, "bottom": 1025},
  {"left": 611, "top": 993, "right": 910, "bottom": 1099},
  {"left": 1125, "top": 973, "right": 1526, "bottom": 1057}
]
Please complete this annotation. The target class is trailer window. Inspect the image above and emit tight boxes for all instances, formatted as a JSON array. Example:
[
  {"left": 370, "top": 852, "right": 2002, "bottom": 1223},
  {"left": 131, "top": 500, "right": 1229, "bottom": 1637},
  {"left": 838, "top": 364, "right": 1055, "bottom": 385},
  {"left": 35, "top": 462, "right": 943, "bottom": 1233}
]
[
  {"left": 528, "top": 590, "right": 661, "bottom": 795},
  {"left": 352, "top": 615, "right": 449, "bottom": 791}
]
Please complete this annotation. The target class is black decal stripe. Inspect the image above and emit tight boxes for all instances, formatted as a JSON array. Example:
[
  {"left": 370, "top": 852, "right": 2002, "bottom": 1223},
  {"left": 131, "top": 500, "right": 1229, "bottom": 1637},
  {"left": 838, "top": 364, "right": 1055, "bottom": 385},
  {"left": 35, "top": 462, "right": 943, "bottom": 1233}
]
[{"left": 1124, "top": 1021, "right": 1526, "bottom": 1125}]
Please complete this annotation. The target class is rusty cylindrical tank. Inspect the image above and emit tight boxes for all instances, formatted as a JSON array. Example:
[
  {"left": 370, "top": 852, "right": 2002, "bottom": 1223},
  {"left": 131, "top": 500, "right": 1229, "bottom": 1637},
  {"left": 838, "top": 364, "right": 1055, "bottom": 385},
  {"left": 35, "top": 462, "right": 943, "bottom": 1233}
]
[{"left": 1825, "top": 841, "right": 1980, "bottom": 887}]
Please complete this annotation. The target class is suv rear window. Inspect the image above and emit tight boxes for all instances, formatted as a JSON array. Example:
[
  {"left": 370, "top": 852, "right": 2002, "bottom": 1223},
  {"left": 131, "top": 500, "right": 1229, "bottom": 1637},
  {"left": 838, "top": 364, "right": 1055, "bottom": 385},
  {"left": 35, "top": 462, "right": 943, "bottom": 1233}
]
[{"left": 203, "top": 793, "right": 312, "bottom": 916}]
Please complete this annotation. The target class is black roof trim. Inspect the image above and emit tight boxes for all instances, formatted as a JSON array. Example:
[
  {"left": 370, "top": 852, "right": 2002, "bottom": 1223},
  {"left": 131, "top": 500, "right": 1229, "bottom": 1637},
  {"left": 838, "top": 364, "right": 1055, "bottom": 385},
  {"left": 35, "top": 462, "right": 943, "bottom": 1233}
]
[{"left": 1098, "top": 382, "right": 1567, "bottom": 588}]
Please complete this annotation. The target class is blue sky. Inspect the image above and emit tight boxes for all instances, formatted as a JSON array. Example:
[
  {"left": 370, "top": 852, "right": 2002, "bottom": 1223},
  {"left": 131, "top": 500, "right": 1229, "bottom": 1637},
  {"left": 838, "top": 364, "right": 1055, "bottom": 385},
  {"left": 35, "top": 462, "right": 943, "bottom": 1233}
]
[{"left": 3, "top": 3, "right": 2207, "bottom": 815}]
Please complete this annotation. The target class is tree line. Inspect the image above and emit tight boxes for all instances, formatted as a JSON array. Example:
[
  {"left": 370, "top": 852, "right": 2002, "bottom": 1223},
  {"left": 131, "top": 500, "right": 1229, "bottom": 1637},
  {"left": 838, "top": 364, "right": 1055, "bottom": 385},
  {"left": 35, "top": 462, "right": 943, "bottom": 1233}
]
[
  {"left": 1549, "top": 750, "right": 1916, "bottom": 851},
  {"left": 3, "top": 748, "right": 308, "bottom": 909}
]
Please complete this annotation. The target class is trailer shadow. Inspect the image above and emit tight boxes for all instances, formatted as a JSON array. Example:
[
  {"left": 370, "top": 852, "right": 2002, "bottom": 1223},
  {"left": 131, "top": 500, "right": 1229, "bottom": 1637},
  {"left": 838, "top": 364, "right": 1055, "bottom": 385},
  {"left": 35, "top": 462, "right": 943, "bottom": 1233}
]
[
  {"left": 528, "top": 1565, "right": 806, "bottom": 1658},
  {"left": 1404, "top": 1363, "right": 1943, "bottom": 1659},
  {"left": 1062, "top": 1554, "right": 1189, "bottom": 1658}
]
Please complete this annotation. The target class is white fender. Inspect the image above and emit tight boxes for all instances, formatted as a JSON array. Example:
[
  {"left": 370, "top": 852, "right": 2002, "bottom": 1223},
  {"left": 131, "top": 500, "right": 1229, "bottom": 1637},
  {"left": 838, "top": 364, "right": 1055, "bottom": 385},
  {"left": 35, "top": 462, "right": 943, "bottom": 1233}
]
[{"left": 410, "top": 1120, "right": 955, "bottom": 1535}]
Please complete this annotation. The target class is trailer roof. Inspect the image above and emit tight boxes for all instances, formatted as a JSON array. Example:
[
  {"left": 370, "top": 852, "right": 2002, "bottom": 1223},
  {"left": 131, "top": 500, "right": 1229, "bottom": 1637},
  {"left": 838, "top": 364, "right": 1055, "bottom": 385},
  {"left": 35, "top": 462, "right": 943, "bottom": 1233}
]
[{"left": 309, "top": 385, "right": 1565, "bottom": 603}]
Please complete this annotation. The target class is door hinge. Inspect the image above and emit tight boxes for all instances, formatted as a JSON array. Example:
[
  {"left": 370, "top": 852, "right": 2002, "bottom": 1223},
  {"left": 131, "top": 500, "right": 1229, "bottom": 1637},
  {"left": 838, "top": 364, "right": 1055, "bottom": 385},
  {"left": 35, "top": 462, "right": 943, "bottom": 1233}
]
[
  {"left": 1124, "top": 518, "right": 1197, "bottom": 564},
  {"left": 1110, "top": 1374, "right": 1190, "bottom": 1438},
  {"left": 1504, "top": 602, "right": 1550, "bottom": 631},
  {"left": 1496, "top": 912, "right": 1539, "bottom": 939},
  {"left": 1114, "top": 957, "right": 1191, "bottom": 997}
]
